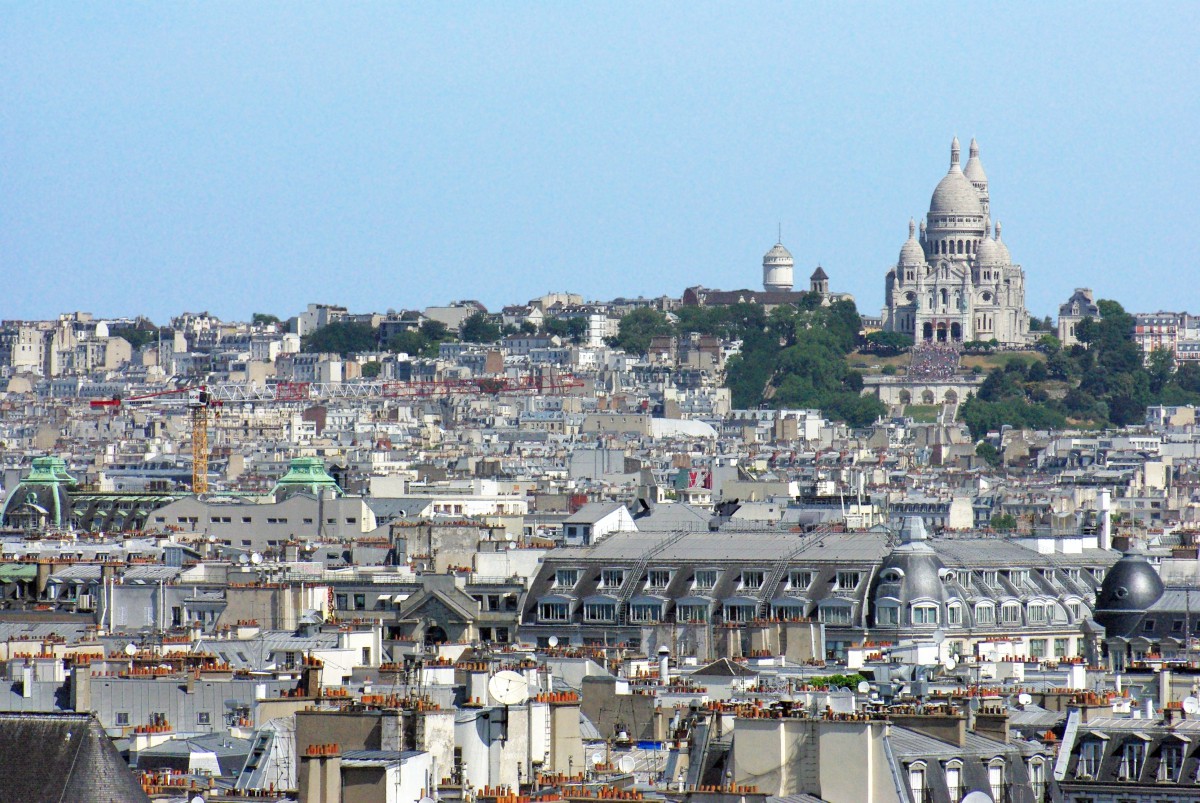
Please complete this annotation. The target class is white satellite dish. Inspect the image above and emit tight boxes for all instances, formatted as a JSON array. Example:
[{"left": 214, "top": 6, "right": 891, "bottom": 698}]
[
  {"left": 1018, "top": 692, "right": 1032, "bottom": 706},
  {"left": 250, "top": 552, "right": 263, "bottom": 565},
  {"left": 238, "top": 554, "right": 250, "bottom": 565},
  {"left": 419, "top": 797, "right": 436, "bottom": 803},
  {"left": 548, "top": 635, "right": 560, "bottom": 648},
  {"left": 124, "top": 643, "right": 137, "bottom": 657},
  {"left": 487, "top": 670, "right": 529, "bottom": 706},
  {"left": 191, "top": 796, "right": 206, "bottom": 803},
  {"left": 961, "top": 793, "right": 993, "bottom": 803},
  {"left": 931, "top": 629, "right": 946, "bottom": 645},
  {"left": 942, "top": 655, "right": 958, "bottom": 670},
  {"left": 617, "top": 755, "right": 635, "bottom": 774},
  {"left": 591, "top": 751, "right": 606, "bottom": 767},
  {"left": 1184, "top": 696, "right": 1200, "bottom": 715},
  {"left": 857, "top": 681, "right": 871, "bottom": 694}
]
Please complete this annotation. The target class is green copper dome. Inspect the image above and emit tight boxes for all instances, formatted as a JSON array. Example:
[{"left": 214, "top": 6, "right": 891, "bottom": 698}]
[
  {"left": 1, "top": 456, "right": 77, "bottom": 530},
  {"left": 270, "top": 458, "right": 342, "bottom": 501}
]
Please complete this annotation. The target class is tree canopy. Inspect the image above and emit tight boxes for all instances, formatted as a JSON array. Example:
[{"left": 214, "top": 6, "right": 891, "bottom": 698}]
[{"left": 301, "top": 321, "right": 377, "bottom": 356}]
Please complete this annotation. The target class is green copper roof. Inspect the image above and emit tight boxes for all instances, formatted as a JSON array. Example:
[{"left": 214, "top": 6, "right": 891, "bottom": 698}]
[
  {"left": 23, "top": 456, "right": 76, "bottom": 486},
  {"left": 270, "top": 457, "right": 342, "bottom": 500}
]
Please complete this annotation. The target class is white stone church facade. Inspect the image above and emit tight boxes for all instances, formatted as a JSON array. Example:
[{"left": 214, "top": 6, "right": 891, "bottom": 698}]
[{"left": 881, "top": 138, "right": 1030, "bottom": 345}]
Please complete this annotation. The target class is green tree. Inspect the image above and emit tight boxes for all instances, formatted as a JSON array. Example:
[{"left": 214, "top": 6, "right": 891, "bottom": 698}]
[
  {"left": 864, "top": 331, "right": 914, "bottom": 355},
  {"left": 610, "top": 308, "right": 673, "bottom": 354},
  {"left": 361, "top": 361, "right": 382, "bottom": 378},
  {"left": 991, "top": 513, "right": 1018, "bottom": 531},
  {"left": 252, "top": 312, "right": 281, "bottom": 326},
  {"left": 975, "top": 442, "right": 1002, "bottom": 467},
  {"left": 301, "top": 321, "right": 377, "bottom": 356},
  {"left": 460, "top": 313, "right": 503, "bottom": 344}
]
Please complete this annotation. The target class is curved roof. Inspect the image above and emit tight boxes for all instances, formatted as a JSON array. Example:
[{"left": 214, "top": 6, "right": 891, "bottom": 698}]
[
  {"left": 763, "top": 242, "right": 793, "bottom": 264},
  {"left": 963, "top": 137, "right": 987, "bottom": 184},
  {"left": 899, "top": 219, "right": 926, "bottom": 265},
  {"left": 994, "top": 221, "right": 1013, "bottom": 263},
  {"left": 929, "top": 137, "right": 984, "bottom": 217}
]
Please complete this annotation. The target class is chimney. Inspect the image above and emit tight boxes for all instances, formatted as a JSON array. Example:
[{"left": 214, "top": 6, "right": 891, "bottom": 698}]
[
  {"left": 658, "top": 645, "right": 671, "bottom": 686},
  {"left": 1099, "top": 491, "right": 1112, "bottom": 550},
  {"left": 973, "top": 707, "right": 1010, "bottom": 744}
]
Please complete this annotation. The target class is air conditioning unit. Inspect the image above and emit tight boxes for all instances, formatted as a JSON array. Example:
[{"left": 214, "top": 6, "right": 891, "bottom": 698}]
[{"left": 76, "top": 594, "right": 94, "bottom": 611}]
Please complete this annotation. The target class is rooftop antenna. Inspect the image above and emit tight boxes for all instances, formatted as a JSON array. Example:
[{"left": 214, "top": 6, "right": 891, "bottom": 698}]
[{"left": 777, "top": 222, "right": 782, "bottom": 244}]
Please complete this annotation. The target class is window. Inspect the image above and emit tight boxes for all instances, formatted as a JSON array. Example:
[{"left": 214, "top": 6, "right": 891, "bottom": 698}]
[
  {"left": 647, "top": 569, "right": 671, "bottom": 589},
  {"left": 944, "top": 762, "right": 962, "bottom": 800},
  {"left": 1054, "top": 638, "right": 1069, "bottom": 658},
  {"left": 947, "top": 604, "right": 962, "bottom": 625},
  {"left": 789, "top": 571, "right": 813, "bottom": 589},
  {"left": 629, "top": 603, "right": 661, "bottom": 623},
  {"left": 362, "top": 647, "right": 371, "bottom": 665},
  {"left": 876, "top": 604, "right": 899, "bottom": 625},
  {"left": 1028, "top": 603, "right": 1048, "bottom": 624},
  {"left": 988, "top": 761, "right": 1005, "bottom": 801},
  {"left": 197, "top": 711, "right": 211, "bottom": 725},
  {"left": 740, "top": 570, "right": 766, "bottom": 590},
  {"left": 242, "top": 516, "right": 252, "bottom": 523},
  {"left": 835, "top": 571, "right": 861, "bottom": 590},
  {"left": 1077, "top": 740, "right": 1101, "bottom": 777},
  {"left": 975, "top": 604, "right": 995, "bottom": 625},
  {"left": 116, "top": 712, "right": 130, "bottom": 726},
  {"left": 1067, "top": 601, "right": 1082, "bottom": 620},
  {"left": 1009, "top": 569, "right": 1029, "bottom": 585},
  {"left": 335, "top": 594, "right": 348, "bottom": 609},
  {"left": 539, "top": 601, "right": 569, "bottom": 622},
  {"left": 820, "top": 604, "right": 853, "bottom": 626},
  {"left": 1001, "top": 604, "right": 1022, "bottom": 625},
  {"left": 1118, "top": 740, "right": 1144, "bottom": 781},
  {"left": 694, "top": 570, "right": 718, "bottom": 590},
  {"left": 303, "top": 518, "right": 314, "bottom": 524},
  {"left": 346, "top": 517, "right": 357, "bottom": 524},
  {"left": 724, "top": 603, "right": 754, "bottom": 622},
  {"left": 1029, "top": 759, "right": 1046, "bottom": 803},
  {"left": 908, "top": 764, "right": 926, "bottom": 802},
  {"left": 912, "top": 604, "right": 938, "bottom": 625},
  {"left": 353, "top": 594, "right": 366, "bottom": 610},
  {"left": 554, "top": 568, "right": 580, "bottom": 588},
  {"left": 678, "top": 604, "right": 708, "bottom": 623},
  {"left": 982, "top": 570, "right": 999, "bottom": 586},
  {"left": 1029, "top": 638, "right": 1047, "bottom": 659},
  {"left": 1160, "top": 742, "right": 1183, "bottom": 781},
  {"left": 583, "top": 602, "right": 616, "bottom": 622},
  {"left": 600, "top": 569, "right": 625, "bottom": 589}
]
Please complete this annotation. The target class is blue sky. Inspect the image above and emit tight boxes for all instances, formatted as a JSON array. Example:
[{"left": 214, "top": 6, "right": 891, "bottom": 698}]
[{"left": 2, "top": 3, "right": 1197, "bottom": 323}]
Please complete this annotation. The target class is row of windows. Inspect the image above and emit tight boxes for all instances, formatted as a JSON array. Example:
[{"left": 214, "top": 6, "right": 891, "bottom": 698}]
[
  {"left": 155, "top": 515, "right": 356, "bottom": 525},
  {"left": 553, "top": 568, "right": 851, "bottom": 592}
]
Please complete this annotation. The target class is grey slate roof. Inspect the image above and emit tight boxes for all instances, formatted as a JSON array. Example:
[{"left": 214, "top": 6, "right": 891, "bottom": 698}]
[{"left": 0, "top": 712, "right": 151, "bottom": 802}]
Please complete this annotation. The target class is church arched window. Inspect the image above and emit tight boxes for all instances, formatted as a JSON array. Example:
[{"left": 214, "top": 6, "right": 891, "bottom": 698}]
[{"left": 957, "top": 240, "right": 964, "bottom": 254}]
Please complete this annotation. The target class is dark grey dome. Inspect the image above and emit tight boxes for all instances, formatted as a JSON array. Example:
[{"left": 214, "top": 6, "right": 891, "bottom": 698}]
[
  {"left": 1095, "top": 552, "right": 1163, "bottom": 614},
  {"left": 1091, "top": 551, "right": 1163, "bottom": 639},
  {"left": 869, "top": 517, "right": 956, "bottom": 626}
]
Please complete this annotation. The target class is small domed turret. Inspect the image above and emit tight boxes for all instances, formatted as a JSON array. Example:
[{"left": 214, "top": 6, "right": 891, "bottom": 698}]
[
  {"left": 899, "top": 218, "right": 926, "bottom": 266},
  {"left": 994, "top": 220, "right": 1012, "bottom": 263},
  {"left": 763, "top": 241, "right": 794, "bottom": 292},
  {"left": 976, "top": 218, "right": 1002, "bottom": 265}
]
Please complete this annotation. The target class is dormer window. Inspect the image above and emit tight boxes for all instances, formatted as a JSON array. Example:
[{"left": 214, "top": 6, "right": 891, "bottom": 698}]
[
  {"left": 835, "top": 571, "right": 861, "bottom": 590},
  {"left": 789, "top": 571, "right": 813, "bottom": 589},
  {"left": 555, "top": 568, "right": 580, "bottom": 588},
  {"left": 600, "top": 569, "right": 625, "bottom": 589},
  {"left": 740, "top": 570, "right": 766, "bottom": 590},
  {"left": 647, "top": 569, "right": 671, "bottom": 589},
  {"left": 694, "top": 569, "right": 718, "bottom": 590}
]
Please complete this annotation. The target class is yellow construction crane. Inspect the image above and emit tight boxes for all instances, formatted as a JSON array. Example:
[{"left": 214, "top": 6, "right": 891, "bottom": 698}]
[
  {"left": 188, "top": 387, "right": 214, "bottom": 494},
  {"left": 93, "top": 385, "right": 219, "bottom": 495}
]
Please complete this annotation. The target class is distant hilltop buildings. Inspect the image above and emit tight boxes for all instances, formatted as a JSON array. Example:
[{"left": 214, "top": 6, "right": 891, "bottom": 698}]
[{"left": 882, "top": 137, "right": 1030, "bottom": 345}]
